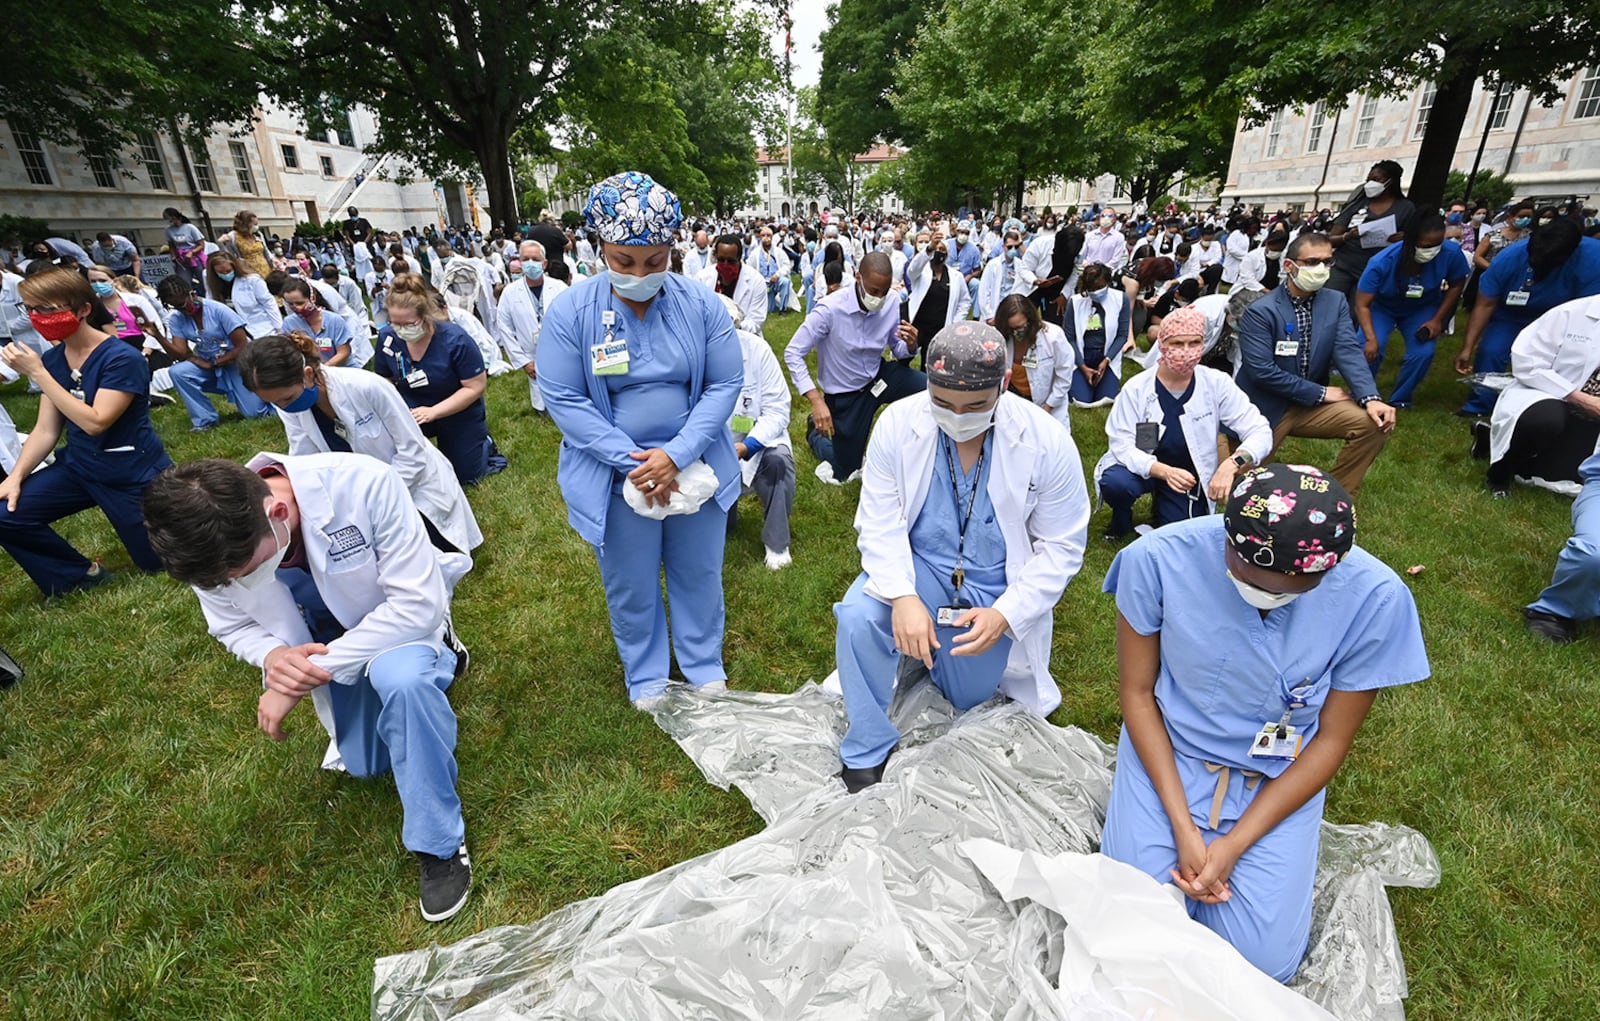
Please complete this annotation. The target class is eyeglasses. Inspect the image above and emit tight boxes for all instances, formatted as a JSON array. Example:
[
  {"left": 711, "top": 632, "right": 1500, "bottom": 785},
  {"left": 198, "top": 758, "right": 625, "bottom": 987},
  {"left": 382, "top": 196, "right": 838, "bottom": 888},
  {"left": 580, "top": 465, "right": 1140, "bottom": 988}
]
[
  {"left": 1292, "top": 256, "right": 1334, "bottom": 267},
  {"left": 15, "top": 302, "right": 67, "bottom": 315}
]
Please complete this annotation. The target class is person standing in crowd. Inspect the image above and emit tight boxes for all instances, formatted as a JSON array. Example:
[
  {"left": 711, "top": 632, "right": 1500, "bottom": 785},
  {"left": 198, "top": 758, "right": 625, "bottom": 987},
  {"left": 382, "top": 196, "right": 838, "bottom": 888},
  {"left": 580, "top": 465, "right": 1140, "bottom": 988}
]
[
  {"left": 536, "top": 171, "right": 743, "bottom": 709},
  {"left": 907, "top": 232, "right": 971, "bottom": 344},
  {"left": 699, "top": 234, "right": 767, "bottom": 336},
  {"left": 1100, "top": 465, "right": 1428, "bottom": 983},
  {"left": 1222, "top": 216, "right": 1257, "bottom": 290},
  {"left": 994, "top": 293, "right": 1074, "bottom": 432},
  {"left": 342, "top": 207, "right": 374, "bottom": 248},
  {"left": 1456, "top": 217, "right": 1600, "bottom": 419},
  {"left": 1524, "top": 449, "right": 1600, "bottom": 643},
  {"left": 158, "top": 275, "right": 274, "bottom": 431},
  {"left": 141, "top": 453, "right": 475, "bottom": 922},
  {"left": 0, "top": 268, "right": 172, "bottom": 597},
  {"left": 1236, "top": 234, "right": 1395, "bottom": 496},
  {"left": 751, "top": 227, "right": 792, "bottom": 317},
  {"left": 374, "top": 275, "right": 505, "bottom": 487},
  {"left": 90, "top": 231, "right": 140, "bottom": 280},
  {"left": 163, "top": 207, "right": 209, "bottom": 292},
  {"left": 1326, "top": 161, "right": 1415, "bottom": 298},
  {"left": 1083, "top": 209, "right": 1129, "bottom": 270},
  {"left": 495, "top": 240, "right": 568, "bottom": 414},
  {"left": 785, "top": 252, "right": 924, "bottom": 485},
  {"left": 1094, "top": 306, "right": 1273, "bottom": 540},
  {"left": 1064, "top": 264, "right": 1133, "bottom": 407},
  {"left": 718, "top": 296, "right": 795, "bottom": 570},
  {"left": 832, "top": 322, "right": 1089, "bottom": 791},
  {"left": 238, "top": 332, "right": 482, "bottom": 554},
  {"left": 280, "top": 278, "right": 354, "bottom": 365},
  {"left": 1353, "top": 215, "right": 1470, "bottom": 408},
  {"left": 217, "top": 210, "right": 274, "bottom": 279}
]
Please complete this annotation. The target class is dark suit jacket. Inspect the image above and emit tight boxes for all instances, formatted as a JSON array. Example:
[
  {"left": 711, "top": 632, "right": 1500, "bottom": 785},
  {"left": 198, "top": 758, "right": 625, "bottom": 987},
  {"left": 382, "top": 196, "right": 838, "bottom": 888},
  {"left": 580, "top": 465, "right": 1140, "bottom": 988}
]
[{"left": 1236, "top": 285, "right": 1378, "bottom": 426}]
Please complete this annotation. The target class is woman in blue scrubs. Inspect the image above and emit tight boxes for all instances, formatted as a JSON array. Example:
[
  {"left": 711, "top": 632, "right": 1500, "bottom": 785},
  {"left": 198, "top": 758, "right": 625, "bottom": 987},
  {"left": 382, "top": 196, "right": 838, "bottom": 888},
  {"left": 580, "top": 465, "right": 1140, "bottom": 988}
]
[
  {"left": 1100, "top": 465, "right": 1429, "bottom": 983},
  {"left": 374, "top": 274, "right": 505, "bottom": 486},
  {"left": 537, "top": 171, "right": 743, "bottom": 708},
  {"left": 280, "top": 277, "right": 353, "bottom": 365},
  {"left": 0, "top": 268, "right": 172, "bottom": 596},
  {"left": 1353, "top": 214, "right": 1469, "bottom": 407}
]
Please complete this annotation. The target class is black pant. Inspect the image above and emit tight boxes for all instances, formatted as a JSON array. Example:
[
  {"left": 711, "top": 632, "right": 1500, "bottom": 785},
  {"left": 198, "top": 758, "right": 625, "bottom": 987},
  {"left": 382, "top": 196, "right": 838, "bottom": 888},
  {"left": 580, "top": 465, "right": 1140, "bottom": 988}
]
[
  {"left": 805, "top": 361, "right": 927, "bottom": 478},
  {"left": 1489, "top": 399, "right": 1600, "bottom": 487}
]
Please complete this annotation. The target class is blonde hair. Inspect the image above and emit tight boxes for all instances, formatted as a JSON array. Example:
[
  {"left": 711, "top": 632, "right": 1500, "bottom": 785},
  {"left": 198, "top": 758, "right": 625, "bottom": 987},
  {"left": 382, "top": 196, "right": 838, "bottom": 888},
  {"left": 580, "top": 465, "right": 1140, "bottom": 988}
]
[
  {"left": 385, "top": 272, "right": 445, "bottom": 322},
  {"left": 114, "top": 274, "right": 144, "bottom": 294}
]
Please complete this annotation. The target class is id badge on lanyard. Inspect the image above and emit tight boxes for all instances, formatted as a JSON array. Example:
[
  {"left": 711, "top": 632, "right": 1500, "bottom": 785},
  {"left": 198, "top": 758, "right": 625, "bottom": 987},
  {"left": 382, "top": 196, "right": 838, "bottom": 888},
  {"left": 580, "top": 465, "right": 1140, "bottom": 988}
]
[
  {"left": 592, "top": 309, "right": 630, "bottom": 376},
  {"left": 1247, "top": 675, "right": 1316, "bottom": 762}
]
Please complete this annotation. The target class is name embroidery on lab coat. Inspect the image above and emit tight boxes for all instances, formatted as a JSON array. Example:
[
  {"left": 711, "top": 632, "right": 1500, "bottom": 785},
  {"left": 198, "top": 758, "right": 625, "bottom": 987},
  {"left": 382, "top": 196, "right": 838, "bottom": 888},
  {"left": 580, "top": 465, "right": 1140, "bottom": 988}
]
[{"left": 326, "top": 525, "right": 370, "bottom": 562}]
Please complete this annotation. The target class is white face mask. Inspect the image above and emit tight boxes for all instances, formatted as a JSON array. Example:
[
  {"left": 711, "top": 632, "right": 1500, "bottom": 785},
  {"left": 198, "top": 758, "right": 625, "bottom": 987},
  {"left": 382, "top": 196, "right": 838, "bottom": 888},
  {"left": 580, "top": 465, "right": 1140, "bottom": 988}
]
[
  {"left": 858, "top": 285, "right": 887, "bottom": 312},
  {"left": 392, "top": 321, "right": 427, "bottom": 342},
  {"left": 1290, "top": 262, "right": 1330, "bottom": 293},
  {"left": 1363, "top": 179, "right": 1386, "bottom": 199},
  {"left": 1228, "top": 571, "right": 1301, "bottom": 610},
  {"left": 1413, "top": 245, "right": 1442, "bottom": 264},
  {"left": 611, "top": 269, "right": 667, "bottom": 302},
  {"left": 931, "top": 400, "right": 996, "bottom": 442},
  {"left": 235, "top": 518, "right": 288, "bottom": 592},
  {"left": 956, "top": 232, "right": 970, "bottom": 244},
  {"left": 1265, "top": 249, "right": 1282, "bottom": 260}
]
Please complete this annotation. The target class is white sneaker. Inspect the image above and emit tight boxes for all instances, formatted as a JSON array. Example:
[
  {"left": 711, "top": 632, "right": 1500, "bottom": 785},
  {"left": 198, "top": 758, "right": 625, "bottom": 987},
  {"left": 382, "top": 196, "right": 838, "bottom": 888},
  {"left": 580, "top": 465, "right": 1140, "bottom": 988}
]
[
  {"left": 631, "top": 693, "right": 666, "bottom": 712},
  {"left": 1134, "top": 524, "right": 1153, "bottom": 536},
  {"left": 814, "top": 461, "right": 841, "bottom": 485},
  {"left": 845, "top": 469, "right": 862, "bottom": 483},
  {"left": 765, "top": 547, "right": 792, "bottom": 570}
]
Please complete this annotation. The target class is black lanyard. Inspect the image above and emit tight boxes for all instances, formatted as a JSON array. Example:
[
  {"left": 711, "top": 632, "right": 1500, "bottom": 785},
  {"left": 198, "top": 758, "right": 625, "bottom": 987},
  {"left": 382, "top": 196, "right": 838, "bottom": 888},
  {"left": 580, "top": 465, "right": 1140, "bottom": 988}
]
[{"left": 941, "top": 433, "right": 987, "bottom": 592}]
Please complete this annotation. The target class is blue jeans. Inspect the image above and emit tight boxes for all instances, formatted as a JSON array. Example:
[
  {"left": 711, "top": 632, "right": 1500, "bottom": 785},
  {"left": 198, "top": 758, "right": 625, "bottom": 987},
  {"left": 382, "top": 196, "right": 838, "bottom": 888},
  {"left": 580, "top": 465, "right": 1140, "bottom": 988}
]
[
  {"left": 1366, "top": 303, "right": 1439, "bottom": 406},
  {"left": 1529, "top": 477, "right": 1600, "bottom": 622},
  {"left": 168, "top": 360, "right": 272, "bottom": 428}
]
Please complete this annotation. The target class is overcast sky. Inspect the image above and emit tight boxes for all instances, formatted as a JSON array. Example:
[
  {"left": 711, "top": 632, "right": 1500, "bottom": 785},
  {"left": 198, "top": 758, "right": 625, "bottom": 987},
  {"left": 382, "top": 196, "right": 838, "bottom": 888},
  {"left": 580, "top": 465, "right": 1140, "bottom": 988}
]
[{"left": 774, "top": 1, "right": 827, "bottom": 91}]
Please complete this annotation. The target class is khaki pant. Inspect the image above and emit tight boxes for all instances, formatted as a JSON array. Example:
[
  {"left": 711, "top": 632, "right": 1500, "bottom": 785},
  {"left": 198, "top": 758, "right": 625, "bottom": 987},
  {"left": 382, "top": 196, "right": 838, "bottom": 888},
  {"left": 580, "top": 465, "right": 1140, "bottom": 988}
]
[{"left": 1270, "top": 401, "right": 1389, "bottom": 496}]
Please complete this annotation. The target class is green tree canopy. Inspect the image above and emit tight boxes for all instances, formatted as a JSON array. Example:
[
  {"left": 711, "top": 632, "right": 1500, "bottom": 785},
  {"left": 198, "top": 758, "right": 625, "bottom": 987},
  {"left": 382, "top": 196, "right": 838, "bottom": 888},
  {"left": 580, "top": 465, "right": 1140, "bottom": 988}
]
[{"left": 816, "top": 0, "right": 938, "bottom": 158}]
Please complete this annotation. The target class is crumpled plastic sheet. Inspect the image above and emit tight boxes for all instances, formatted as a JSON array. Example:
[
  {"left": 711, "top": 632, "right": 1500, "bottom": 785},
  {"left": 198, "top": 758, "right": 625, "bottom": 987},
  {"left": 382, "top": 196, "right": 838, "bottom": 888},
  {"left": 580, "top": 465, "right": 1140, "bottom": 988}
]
[{"left": 372, "top": 681, "right": 1439, "bottom": 1021}]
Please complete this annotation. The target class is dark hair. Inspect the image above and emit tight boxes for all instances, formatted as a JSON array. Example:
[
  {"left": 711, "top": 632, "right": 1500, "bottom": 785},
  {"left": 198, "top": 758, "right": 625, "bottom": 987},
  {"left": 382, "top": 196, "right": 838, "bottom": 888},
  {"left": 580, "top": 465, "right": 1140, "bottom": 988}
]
[
  {"left": 1135, "top": 257, "right": 1176, "bottom": 291},
  {"left": 1528, "top": 217, "right": 1582, "bottom": 280},
  {"left": 822, "top": 241, "right": 844, "bottom": 266},
  {"left": 142, "top": 460, "right": 273, "bottom": 588},
  {"left": 995, "top": 293, "right": 1039, "bottom": 346},
  {"left": 1400, "top": 214, "right": 1446, "bottom": 272},
  {"left": 1077, "top": 263, "right": 1112, "bottom": 293},
  {"left": 162, "top": 207, "right": 189, "bottom": 223},
  {"left": 1175, "top": 242, "right": 1192, "bottom": 260},
  {"left": 1175, "top": 278, "right": 1201, "bottom": 303},
  {"left": 546, "top": 258, "right": 571, "bottom": 283},
  {"left": 1371, "top": 160, "right": 1406, "bottom": 198},
  {"left": 238, "top": 332, "right": 320, "bottom": 392},
  {"left": 822, "top": 260, "right": 843, "bottom": 288},
  {"left": 713, "top": 233, "right": 743, "bottom": 255},
  {"left": 264, "top": 269, "right": 290, "bottom": 295},
  {"left": 156, "top": 275, "right": 194, "bottom": 307},
  {"left": 1286, "top": 232, "right": 1332, "bottom": 262}
]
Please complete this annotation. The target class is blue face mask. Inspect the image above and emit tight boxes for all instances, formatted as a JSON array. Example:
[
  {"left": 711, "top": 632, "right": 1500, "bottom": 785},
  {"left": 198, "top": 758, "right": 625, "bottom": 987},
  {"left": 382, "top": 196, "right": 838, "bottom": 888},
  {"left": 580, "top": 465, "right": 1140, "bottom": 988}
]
[
  {"left": 1091, "top": 287, "right": 1110, "bottom": 302},
  {"left": 522, "top": 261, "right": 544, "bottom": 282},
  {"left": 806, "top": 241, "right": 817, "bottom": 254},
  {"left": 282, "top": 384, "right": 319, "bottom": 413},
  {"left": 610, "top": 269, "right": 667, "bottom": 302},
  {"left": 218, "top": 271, "right": 236, "bottom": 282},
  {"left": 91, "top": 281, "right": 116, "bottom": 297},
  {"left": 1514, "top": 216, "right": 1532, "bottom": 228}
]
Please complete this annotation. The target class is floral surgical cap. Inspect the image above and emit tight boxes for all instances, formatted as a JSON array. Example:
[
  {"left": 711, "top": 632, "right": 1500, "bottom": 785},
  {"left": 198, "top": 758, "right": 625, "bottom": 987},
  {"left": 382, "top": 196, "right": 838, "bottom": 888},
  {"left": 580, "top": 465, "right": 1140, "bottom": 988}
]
[
  {"left": 927, "top": 321, "right": 1009, "bottom": 392},
  {"left": 584, "top": 171, "right": 681, "bottom": 246},
  {"left": 1223, "top": 464, "right": 1355, "bottom": 575}
]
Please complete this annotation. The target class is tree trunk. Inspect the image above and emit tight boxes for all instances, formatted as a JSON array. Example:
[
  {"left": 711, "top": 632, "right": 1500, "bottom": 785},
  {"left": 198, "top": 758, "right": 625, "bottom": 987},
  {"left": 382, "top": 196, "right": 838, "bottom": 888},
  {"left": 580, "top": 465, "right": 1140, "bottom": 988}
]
[
  {"left": 475, "top": 126, "right": 517, "bottom": 232},
  {"left": 1013, "top": 173, "right": 1024, "bottom": 215},
  {"left": 1411, "top": 47, "right": 1482, "bottom": 211}
]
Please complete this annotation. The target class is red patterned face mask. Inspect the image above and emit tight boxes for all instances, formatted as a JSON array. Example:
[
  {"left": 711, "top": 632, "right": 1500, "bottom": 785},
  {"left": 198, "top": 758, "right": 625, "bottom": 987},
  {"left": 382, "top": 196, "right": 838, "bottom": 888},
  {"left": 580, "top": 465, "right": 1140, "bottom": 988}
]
[{"left": 28, "top": 309, "right": 80, "bottom": 342}]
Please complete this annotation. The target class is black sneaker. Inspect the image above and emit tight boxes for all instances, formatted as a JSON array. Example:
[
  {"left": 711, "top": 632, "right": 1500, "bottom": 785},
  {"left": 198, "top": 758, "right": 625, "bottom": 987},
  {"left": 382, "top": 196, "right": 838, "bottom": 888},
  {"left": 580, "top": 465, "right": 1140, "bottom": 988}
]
[
  {"left": 839, "top": 750, "right": 893, "bottom": 793},
  {"left": 444, "top": 621, "right": 469, "bottom": 681},
  {"left": 64, "top": 561, "right": 113, "bottom": 596},
  {"left": 417, "top": 844, "right": 472, "bottom": 922},
  {"left": 1470, "top": 420, "right": 1490, "bottom": 460},
  {"left": 1524, "top": 608, "right": 1577, "bottom": 644}
]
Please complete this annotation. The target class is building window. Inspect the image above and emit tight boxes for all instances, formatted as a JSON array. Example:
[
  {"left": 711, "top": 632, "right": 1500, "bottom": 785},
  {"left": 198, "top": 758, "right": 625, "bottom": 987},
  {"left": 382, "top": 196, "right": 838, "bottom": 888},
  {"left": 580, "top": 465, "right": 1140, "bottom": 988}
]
[
  {"left": 1353, "top": 95, "right": 1377, "bottom": 147},
  {"left": 191, "top": 144, "right": 216, "bottom": 192},
  {"left": 1412, "top": 82, "right": 1436, "bottom": 139},
  {"left": 12, "top": 129, "right": 52, "bottom": 185},
  {"left": 1487, "top": 85, "right": 1515, "bottom": 130},
  {"left": 228, "top": 141, "right": 256, "bottom": 194},
  {"left": 1305, "top": 102, "right": 1326, "bottom": 153},
  {"left": 88, "top": 154, "right": 118, "bottom": 189},
  {"left": 332, "top": 117, "right": 356, "bottom": 148},
  {"left": 319, "top": 154, "right": 335, "bottom": 177},
  {"left": 1576, "top": 68, "right": 1600, "bottom": 120},
  {"left": 136, "top": 131, "right": 169, "bottom": 189},
  {"left": 280, "top": 144, "right": 299, "bottom": 170},
  {"left": 1265, "top": 108, "right": 1285, "bottom": 157}
]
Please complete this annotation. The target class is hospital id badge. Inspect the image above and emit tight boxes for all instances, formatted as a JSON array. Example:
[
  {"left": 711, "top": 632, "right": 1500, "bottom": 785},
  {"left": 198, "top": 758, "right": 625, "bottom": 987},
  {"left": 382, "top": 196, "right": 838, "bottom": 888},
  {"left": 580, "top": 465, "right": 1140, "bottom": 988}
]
[
  {"left": 1405, "top": 282, "right": 1425, "bottom": 299},
  {"left": 1021, "top": 350, "right": 1039, "bottom": 370},
  {"left": 405, "top": 368, "right": 429, "bottom": 388},
  {"left": 591, "top": 339, "right": 630, "bottom": 375},
  {"left": 730, "top": 414, "right": 756, "bottom": 433},
  {"left": 333, "top": 419, "right": 351, "bottom": 441},
  {"left": 1275, "top": 340, "right": 1299, "bottom": 357},
  {"left": 1247, "top": 723, "right": 1301, "bottom": 762},
  {"left": 1085, "top": 313, "right": 1103, "bottom": 331},
  {"left": 1506, "top": 290, "right": 1530, "bottom": 307},
  {"left": 870, "top": 378, "right": 888, "bottom": 397},
  {"left": 936, "top": 604, "right": 971, "bottom": 627}
]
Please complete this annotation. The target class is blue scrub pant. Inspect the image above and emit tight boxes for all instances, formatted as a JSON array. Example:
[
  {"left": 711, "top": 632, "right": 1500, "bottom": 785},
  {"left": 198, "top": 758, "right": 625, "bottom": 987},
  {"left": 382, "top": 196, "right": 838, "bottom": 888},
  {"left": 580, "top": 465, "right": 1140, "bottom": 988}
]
[
  {"left": 284, "top": 568, "right": 465, "bottom": 858},
  {"left": 595, "top": 490, "right": 728, "bottom": 701},
  {"left": 421, "top": 403, "right": 492, "bottom": 486},
  {"left": 767, "top": 276, "right": 792, "bottom": 314},
  {"left": 834, "top": 564, "right": 1013, "bottom": 769},
  {"left": 168, "top": 360, "right": 271, "bottom": 428},
  {"left": 0, "top": 461, "right": 163, "bottom": 596},
  {"left": 1070, "top": 367, "right": 1121, "bottom": 405},
  {"left": 806, "top": 361, "right": 927, "bottom": 479},
  {"left": 1366, "top": 303, "right": 1438, "bottom": 406},
  {"left": 1529, "top": 477, "right": 1600, "bottom": 622},
  {"left": 966, "top": 276, "right": 981, "bottom": 318},
  {"left": 1099, "top": 463, "right": 1203, "bottom": 536},
  {"left": 1100, "top": 727, "right": 1323, "bottom": 983},
  {"left": 1460, "top": 318, "right": 1521, "bottom": 416}
]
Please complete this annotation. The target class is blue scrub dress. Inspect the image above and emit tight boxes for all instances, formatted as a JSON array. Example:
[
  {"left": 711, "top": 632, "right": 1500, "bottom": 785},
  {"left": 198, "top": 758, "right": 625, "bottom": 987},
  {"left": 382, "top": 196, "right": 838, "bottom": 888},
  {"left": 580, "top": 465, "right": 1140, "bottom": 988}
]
[
  {"left": 1356, "top": 240, "right": 1470, "bottom": 406},
  {"left": 836, "top": 433, "right": 1014, "bottom": 768},
  {"left": 0, "top": 338, "right": 172, "bottom": 595},
  {"left": 1099, "top": 378, "right": 1206, "bottom": 536},
  {"left": 1099, "top": 516, "right": 1429, "bottom": 982},
  {"left": 375, "top": 321, "right": 496, "bottom": 486}
]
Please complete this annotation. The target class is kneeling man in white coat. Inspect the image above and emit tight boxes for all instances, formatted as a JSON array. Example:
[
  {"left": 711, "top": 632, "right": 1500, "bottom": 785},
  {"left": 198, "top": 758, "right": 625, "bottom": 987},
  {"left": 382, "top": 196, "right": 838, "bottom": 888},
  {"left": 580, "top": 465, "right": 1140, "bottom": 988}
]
[
  {"left": 142, "top": 452, "right": 475, "bottom": 922},
  {"left": 835, "top": 321, "right": 1091, "bottom": 791}
]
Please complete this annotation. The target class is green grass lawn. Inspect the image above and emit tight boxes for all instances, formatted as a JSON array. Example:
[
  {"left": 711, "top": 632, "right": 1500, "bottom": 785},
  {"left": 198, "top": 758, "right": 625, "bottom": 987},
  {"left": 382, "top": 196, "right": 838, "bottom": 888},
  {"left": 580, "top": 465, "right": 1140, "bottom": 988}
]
[{"left": 0, "top": 305, "right": 1596, "bottom": 1020}]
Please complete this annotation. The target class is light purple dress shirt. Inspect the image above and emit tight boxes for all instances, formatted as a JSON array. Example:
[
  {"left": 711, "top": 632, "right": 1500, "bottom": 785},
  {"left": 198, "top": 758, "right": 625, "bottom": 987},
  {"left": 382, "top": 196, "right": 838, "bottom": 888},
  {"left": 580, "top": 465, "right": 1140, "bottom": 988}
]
[
  {"left": 784, "top": 284, "right": 910, "bottom": 396},
  {"left": 1081, "top": 228, "right": 1128, "bottom": 270}
]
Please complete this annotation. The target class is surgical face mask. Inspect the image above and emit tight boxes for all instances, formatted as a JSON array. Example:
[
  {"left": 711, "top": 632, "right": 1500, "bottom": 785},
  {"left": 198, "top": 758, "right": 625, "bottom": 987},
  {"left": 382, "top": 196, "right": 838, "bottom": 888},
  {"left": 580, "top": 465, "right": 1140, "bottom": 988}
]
[
  {"left": 1471, "top": 213, "right": 1486, "bottom": 224},
  {"left": 857, "top": 284, "right": 887, "bottom": 312},
  {"left": 522, "top": 261, "right": 544, "bottom": 282},
  {"left": 1099, "top": 216, "right": 1114, "bottom": 227},
  {"left": 956, "top": 232, "right": 970, "bottom": 244},
  {"left": 1289, "top": 262, "right": 1330, "bottom": 292},
  {"left": 1090, "top": 287, "right": 1110, "bottom": 302},
  {"left": 1228, "top": 570, "right": 1302, "bottom": 610},
  {"left": 1265, "top": 249, "right": 1283, "bottom": 260},
  {"left": 91, "top": 281, "right": 116, "bottom": 297},
  {"left": 806, "top": 241, "right": 817, "bottom": 253},
  {"left": 931, "top": 398, "right": 996, "bottom": 442},
  {"left": 1413, "top": 245, "right": 1442, "bottom": 264},
  {"left": 282, "top": 383, "right": 319, "bottom": 413},
  {"left": 235, "top": 518, "right": 288, "bottom": 592},
  {"left": 1363, "top": 180, "right": 1386, "bottom": 199},
  {"left": 611, "top": 268, "right": 667, "bottom": 302},
  {"left": 392, "top": 321, "right": 427, "bottom": 342},
  {"left": 1514, "top": 216, "right": 1532, "bottom": 228},
  {"left": 218, "top": 271, "right": 236, "bottom": 283}
]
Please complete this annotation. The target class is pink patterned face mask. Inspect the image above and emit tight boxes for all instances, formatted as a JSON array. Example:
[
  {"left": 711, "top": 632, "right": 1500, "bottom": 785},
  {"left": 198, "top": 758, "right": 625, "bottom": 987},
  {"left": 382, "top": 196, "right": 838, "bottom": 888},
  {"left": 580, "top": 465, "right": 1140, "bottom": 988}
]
[{"left": 1158, "top": 341, "right": 1202, "bottom": 375}]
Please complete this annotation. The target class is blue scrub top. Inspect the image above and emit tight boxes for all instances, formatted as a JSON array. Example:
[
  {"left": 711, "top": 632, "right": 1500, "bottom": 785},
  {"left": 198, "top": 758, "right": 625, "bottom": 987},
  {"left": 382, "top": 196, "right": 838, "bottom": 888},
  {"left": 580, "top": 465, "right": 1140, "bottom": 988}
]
[
  {"left": 283, "top": 311, "right": 352, "bottom": 361},
  {"left": 1479, "top": 236, "right": 1600, "bottom": 328},
  {"left": 1357, "top": 239, "right": 1470, "bottom": 313},
  {"left": 374, "top": 320, "right": 486, "bottom": 408},
  {"left": 45, "top": 337, "right": 170, "bottom": 481},
  {"left": 1103, "top": 516, "right": 1429, "bottom": 775},
  {"left": 602, "top": 291, "right": 693, "bottom": 452},
  {"left": 1153, "top": 378, "right": 1197, "bottom": 474},
  {"left": 910, "top": 432, "right": 1007, "bottom": 598},
  {"left": 166, "top": 298, "right": 246, "bottom": 361}
]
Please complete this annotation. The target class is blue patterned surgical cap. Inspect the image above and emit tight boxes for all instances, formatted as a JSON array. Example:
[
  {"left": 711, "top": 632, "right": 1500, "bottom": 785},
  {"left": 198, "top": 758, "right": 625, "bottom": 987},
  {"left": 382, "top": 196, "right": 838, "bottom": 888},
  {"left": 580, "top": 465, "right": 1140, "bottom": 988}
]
[{"left": 584, "top": 171, "right": 682, "bottom": 246}]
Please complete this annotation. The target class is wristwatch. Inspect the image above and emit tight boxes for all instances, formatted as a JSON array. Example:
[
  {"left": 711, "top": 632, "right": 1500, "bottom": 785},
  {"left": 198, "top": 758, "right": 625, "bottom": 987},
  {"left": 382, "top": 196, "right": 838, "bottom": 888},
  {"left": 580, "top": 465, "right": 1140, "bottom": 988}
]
[{"left": 1230, "top": 450, "right": 1255, "bottom": 469}]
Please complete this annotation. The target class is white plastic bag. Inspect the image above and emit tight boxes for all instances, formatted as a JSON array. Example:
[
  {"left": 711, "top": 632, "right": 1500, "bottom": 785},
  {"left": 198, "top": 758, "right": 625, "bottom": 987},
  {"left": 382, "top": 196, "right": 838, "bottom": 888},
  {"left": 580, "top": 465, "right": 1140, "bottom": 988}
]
[{"left": 621, "top": 460, "right": 718, "bottom": 519}]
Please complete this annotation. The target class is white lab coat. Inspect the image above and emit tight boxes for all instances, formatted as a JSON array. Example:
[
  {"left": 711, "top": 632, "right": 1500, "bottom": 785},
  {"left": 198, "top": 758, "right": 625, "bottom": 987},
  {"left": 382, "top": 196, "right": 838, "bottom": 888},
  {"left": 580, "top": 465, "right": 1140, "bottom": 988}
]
[
  {"left": 1489, "top": 295, "right": 1600, "bottom": 468},
  {"left": 495, "top": 276, "right": 569, "bottom": 411},
  {"left": 1016, "top": 322, "right": 1077, "bottom": 431},
  {"left": 192, "top": 452, "right": 471, "bottom": 766},
  {"left": 1193, "top": 240, "right": 1223, "bottom": 271},
  {"left": 684, "top": 247, "right": 714, "bottom": 277},
  {"left": 1, "top": 272, "right": 43, "bottom": 355},
  {"left": 1018, "top": 229, "right": 1059, "bottom": 289},
  {"left": 976, "top": 253, "right": 1031, "bottom": 322},
  {"left": 855, "top": 392, "right": 1091, "bottom": 716},
  {"left": 1221, "top": 230, "right": 1252, "bottom": 284},
  {"left": 308, "top": 278, "right": 373, "bottom": 367},
  {"left": 732, "top": 328, "right": 793, "bottom": 487},
  {"left": 1093, "top": 366, "right": 1273, "bottom": 511},
  {"left": 1232, "top": 247, "right": 1282, "bottom": 294},
  {"left": 275, "top": 367, "right": 483, "bottom": 552},
  {"left": 0, "top": 397, "right": 18, "bottom": 473},
  {"left": 231, "top": 274, "right": 283, "bottom": 338},
  {"left": 332, "top": 276, "right": 371, "bottom": 336},
  {"left": 906, "top": 252, "right": 971, "bottom": 328},
  {"left": 695, "top": 263, "right": 767, "bottom": 336},
  {"left": 1068, "top": 290, "right": 1133, "bottom": 379}
]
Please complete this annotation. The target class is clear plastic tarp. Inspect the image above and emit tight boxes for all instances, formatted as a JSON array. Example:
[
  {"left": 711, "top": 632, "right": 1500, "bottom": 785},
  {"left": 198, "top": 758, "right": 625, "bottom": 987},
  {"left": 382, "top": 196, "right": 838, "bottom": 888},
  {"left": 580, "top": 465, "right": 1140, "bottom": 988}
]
[{"left": 372, "top": 682, "right": 1438, "bottom": 1020}]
